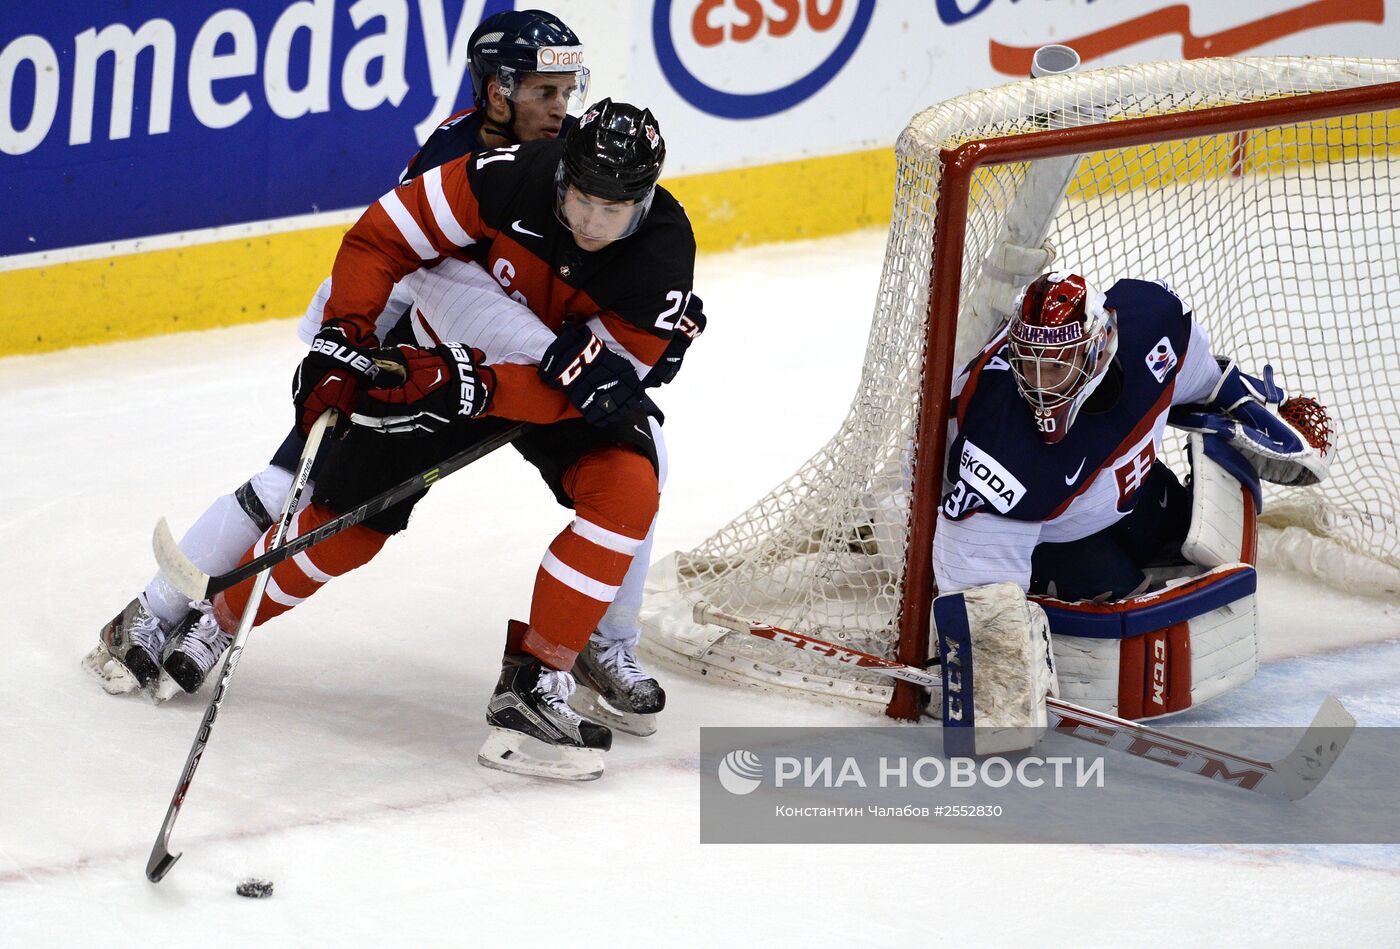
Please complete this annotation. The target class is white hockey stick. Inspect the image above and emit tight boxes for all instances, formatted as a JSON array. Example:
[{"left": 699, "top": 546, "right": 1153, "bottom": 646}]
[
  {"left": 692, "top": 603, "right": 1354, "bottom": 802},
  {"left": 146, "top": 409, "right": 336, "bottom": 883}
]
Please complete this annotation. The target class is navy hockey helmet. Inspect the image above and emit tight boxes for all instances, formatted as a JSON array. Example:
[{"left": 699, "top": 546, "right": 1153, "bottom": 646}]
[
  {"left": 468, "top": 9, "right": 588, "bottom": 111},
  {"left": 1008, "top": 271, "right": 1118, "bottom": 443},
  {"left": 555, "top": 99, "right": 666, "bottom": 245}
]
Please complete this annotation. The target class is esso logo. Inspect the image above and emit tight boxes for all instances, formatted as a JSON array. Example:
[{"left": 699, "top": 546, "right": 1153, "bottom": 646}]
[{"left": 653, "top": 0, "right": 876, "bottom": 118}]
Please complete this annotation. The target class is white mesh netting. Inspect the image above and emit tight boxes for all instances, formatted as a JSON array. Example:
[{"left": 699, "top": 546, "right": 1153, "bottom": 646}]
[{"left": 642, "top": 57, "right": 1400, "bottom": 707}]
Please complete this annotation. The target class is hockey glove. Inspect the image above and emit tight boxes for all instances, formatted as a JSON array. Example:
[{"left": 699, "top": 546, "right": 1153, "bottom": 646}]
[
  {"left": 1203, "top": 358, "right": 1285, "bottom": 414},
  {"left": 293, "top": 323, "right": 389, "bottom": 435},
  {"left": 645, "top": 298, "right": 707, "bottom": 388},
  {"left": 353, "top": 342, "right": 496, "bottom": 436},
  {"left": 1170, "top": 359, "right": 1331, "bottom": 486},
  {"left": 538, "top": 323, "right": 644, "bottom": 426},
  {"left": 1170, "top": 400, "right": 1331, "bottom": 487}
]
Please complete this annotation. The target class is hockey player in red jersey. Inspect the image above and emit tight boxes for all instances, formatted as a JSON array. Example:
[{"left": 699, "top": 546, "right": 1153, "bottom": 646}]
[
  {"left": 930, "top": 272, "right": 1331, "bottom": 752},
  {"left": 206, "top": 100, "right": 693, "bottom": 779},
  {"left": 86, "top": 12, "right": 698, "bottom": 732}
]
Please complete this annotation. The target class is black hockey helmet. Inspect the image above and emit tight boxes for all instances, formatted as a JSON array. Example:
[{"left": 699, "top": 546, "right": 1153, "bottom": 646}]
[
  {"left": 560, "top": 99, "right": 665, "bottom": 201},
  {"left": 554, "top": 99, "right": 666, "bottom": 245},
  {"left": 467, "top": 9, "right": 587, "bottom": 110}
]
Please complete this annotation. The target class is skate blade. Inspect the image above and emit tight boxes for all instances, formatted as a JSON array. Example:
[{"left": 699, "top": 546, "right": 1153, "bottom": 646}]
[
  {"left": 81, "top": 645, "right": 143, "bottom": 695},
  {"left": 569, "top": 688, "right": 657, "bottom": 738},
  {"left": 148, "top": 672, "right": 182, "bottom": 705},
  {"left": 476, "top": 727, "right": 605, "bottom": 782}
]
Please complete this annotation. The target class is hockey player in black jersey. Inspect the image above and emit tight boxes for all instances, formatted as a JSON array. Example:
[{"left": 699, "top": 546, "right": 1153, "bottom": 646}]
[
  {"left": 86, "top": 13, "right": 696, "bottom": 731},
  {"left": 207, "top": 100, "right": 695, "bottom": 779}
]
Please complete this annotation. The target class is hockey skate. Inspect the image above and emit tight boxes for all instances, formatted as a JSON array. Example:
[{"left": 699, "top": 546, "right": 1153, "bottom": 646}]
[
  {"left": 161, "top": 600, "right": 232, "bottom": 694},
  {"left": 570, "top": 633, "right": 666, "bottom": 737},
  {"left": 82, "top": 595, "right": 169, "bottom": 695},
  {"left": 479, "top": 625, "right": 612, "bottom": 781}
]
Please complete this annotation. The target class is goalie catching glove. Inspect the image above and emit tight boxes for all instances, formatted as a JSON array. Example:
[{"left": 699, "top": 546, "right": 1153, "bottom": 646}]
[
  {"left": 351, "top": 342, "right": 495, "bottom": 436},
  {"left": 539, "top": 323, "right": 644, "bottom": 426},
  {"left": 1169, "top": 359, "right": 1332, "bottom": 487}
]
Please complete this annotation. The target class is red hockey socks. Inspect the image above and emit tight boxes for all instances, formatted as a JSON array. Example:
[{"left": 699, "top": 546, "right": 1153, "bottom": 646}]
[
  {"left": 526, "top": 447, "right": 659, "bottom": 669},
  {"left": 212, "top": 503, "right": 389, "bottom": 630}
]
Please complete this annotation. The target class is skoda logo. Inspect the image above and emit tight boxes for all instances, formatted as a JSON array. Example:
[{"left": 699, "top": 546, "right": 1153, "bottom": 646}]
[
  {"left": 653, "top": 0, "right": 876, "bottom": 118},
  {"left": 717, "top": 749, "right": 764, "bottom": 795}
]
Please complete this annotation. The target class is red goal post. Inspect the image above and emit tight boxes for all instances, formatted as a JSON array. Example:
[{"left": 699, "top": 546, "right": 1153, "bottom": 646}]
[{"left": 640, "top": 57, "right": 1400, "bottom": 721}]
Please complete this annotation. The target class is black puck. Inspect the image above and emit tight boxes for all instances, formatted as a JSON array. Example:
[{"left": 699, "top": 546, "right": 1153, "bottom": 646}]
[{"left": 236, "top": 878, "right": 274, "bottom": 898}]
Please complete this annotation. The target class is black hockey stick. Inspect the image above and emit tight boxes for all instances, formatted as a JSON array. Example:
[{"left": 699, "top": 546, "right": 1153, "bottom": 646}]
[
  {"left": 153, "top": 422, "right": 528, "bottom": 600},
  {"left": 147, "top": 409, "right": 337, "bottom": 883},
  {"left": 693, "top": 603, "right": 1355, "bottom": 802}
]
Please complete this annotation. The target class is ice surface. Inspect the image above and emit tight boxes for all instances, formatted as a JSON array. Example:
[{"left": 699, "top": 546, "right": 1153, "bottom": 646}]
[{"left": 2, "top": 231, "right": 1397, "bottom": 945}]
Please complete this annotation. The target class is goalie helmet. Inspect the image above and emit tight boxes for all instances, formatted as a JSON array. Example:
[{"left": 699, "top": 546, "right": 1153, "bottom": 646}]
[
  {"left": 467, "top": 10, "right": 588, "bottom": 113},
  {"left": 555, "top": 99, "right": 665, "bottom": 244},
  {"left": 1009, "top": 272, "right": 1118, "bottom": 444}
]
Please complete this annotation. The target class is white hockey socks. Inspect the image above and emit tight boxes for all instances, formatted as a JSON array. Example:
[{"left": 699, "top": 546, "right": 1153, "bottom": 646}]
[{"left": 142, "top": 466, "right": 298, "bottom": 627}]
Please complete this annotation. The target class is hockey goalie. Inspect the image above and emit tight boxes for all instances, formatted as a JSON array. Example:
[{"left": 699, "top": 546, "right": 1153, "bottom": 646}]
[{"left": 933, "top": 270, "right": 1333, "bottom": 749}]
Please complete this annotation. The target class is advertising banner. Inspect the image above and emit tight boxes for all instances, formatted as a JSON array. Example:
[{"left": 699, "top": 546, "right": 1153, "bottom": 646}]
[{"left": 2, "top": 1, "right": 1397, "bottom": 353}]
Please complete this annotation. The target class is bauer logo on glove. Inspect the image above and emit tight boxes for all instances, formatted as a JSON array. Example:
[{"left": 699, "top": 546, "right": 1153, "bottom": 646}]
[{"left": 351, "top": 342, "right": 496, "bottom": 437}]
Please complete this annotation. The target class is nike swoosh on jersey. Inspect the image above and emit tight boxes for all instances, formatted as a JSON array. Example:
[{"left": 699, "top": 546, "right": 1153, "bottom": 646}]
[
  {"left": 511, "top": 220, "right": 545, "bottom": 239},
  {"left": 1065, "top": 458, "right": 1086, "bottom": 485}
]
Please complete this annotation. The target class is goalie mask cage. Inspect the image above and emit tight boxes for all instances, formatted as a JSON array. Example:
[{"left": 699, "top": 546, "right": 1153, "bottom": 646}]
[{"left": 641, "top": 57, "right": 1400, "bottom": 719}]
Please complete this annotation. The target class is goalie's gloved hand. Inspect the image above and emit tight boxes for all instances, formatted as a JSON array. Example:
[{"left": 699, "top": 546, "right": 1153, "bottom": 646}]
[
  {"left": 1205, "top": 358, "right": 1285, "bottom": 413},
  {"left": 645, "top": 297, "right": 707, "bottom": 388},
  {"left": 1172, "top": 357, "right": 1329, "bottom": 486},
  {"left": 1169, "top": 402, "right": 1329, "bottom": 486},
  {"left": 352, "top": 342, "right": 495, "bottom": 436},
  {"left": 539, "top": 323, "right": 644, "bottom": 426},
  {"left": 293, "top": 323, "right": 385, "bottom": 435}
]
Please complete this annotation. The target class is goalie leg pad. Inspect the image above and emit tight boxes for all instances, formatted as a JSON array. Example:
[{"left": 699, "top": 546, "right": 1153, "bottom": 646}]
[
  {"left": 1182, "top": 433, "right": 1260, "bottom": 568},
  {"left": 934, "top": 583, "right": 1058, "bottom": 757},
  {"left": 1035, "top": 564, "right": 1258, "bottom": 719}
]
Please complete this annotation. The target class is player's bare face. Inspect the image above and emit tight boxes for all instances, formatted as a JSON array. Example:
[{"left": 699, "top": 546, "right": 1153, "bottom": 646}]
[
  {"left": 562, "top": 186, "right": 642, "bottom": 251},
  {"left": 487, "top": 74, "right": 578, "bottom": 142}
]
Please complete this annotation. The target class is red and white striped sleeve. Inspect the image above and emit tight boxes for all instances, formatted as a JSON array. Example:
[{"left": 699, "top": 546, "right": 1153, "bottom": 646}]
[{"left": 323, "top": 158, "right": 485, "bottom": 344}]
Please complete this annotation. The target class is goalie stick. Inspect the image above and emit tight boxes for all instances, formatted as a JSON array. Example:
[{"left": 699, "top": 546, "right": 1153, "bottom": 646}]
[
  {"left": 147, "top": 409, "right": 336, "bottom": 883},
  {"left": 153, "top": 422, "right": 528, "bottom": 600},
  {"left": 692, "top": 603, "right": 1354, "bottom": 802}
]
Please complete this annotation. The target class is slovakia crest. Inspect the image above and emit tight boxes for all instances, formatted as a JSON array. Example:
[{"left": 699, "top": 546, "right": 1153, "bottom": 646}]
[{"left": 1146, "top": 337, "right": 1178, "bottom": 383}]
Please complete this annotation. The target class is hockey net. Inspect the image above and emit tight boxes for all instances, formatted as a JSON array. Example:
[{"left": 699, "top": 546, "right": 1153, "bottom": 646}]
[{"left": 641, "top": 56, "right": 1400, "bottom": 716}]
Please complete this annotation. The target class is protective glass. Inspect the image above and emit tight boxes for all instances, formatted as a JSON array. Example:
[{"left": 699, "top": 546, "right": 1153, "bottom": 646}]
[
  {"left": 554, "top": 180, "right": 652, "bottom": 245},
  {"left": 497, "top": 66, "right": 590, "bottom": 114}
]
